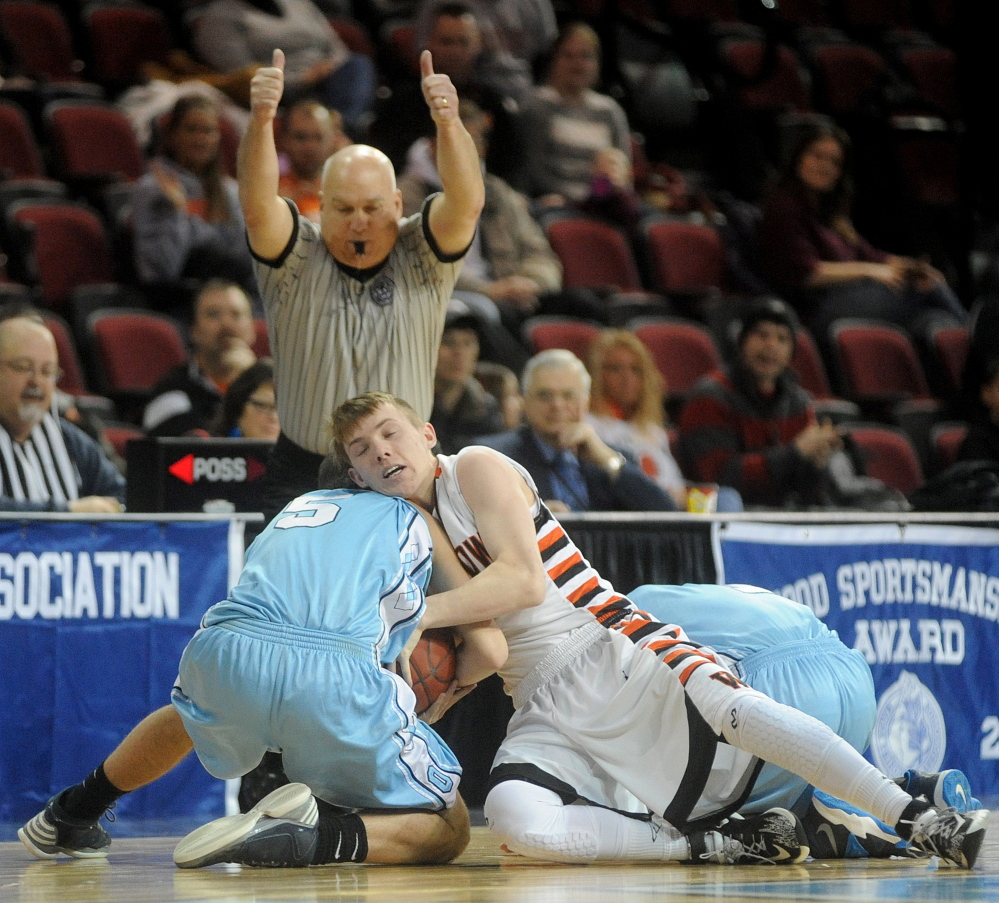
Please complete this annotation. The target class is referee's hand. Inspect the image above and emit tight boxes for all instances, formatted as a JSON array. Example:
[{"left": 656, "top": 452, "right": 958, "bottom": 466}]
[
  {"left": 420, "top": 50, "right": 458, "bottom": 125},
  {"left": 250, "top": 48, "right": 285, "bottom": 120}
]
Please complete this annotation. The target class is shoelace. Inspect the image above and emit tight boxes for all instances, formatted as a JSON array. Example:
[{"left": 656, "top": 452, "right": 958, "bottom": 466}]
[
  {"left": 699, "top": 834, "right": 776, "bottom": 865},
  {"left": 911, "top": 808, "right": 962, "bottom": 856}
]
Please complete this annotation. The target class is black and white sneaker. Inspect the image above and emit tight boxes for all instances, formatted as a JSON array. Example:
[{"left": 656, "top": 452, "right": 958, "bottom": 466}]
[
  {"left": 906, "top": 807, "right": 989, "bottom": 869},
  {"left": 173, "top": 782, "right": 319, "bottom": 869},
  {"left": 688, "top": 808, "right": 809, "bottom": 865},
  {"left": 19, "top": 793, "right": 112, "bottom": 860}
]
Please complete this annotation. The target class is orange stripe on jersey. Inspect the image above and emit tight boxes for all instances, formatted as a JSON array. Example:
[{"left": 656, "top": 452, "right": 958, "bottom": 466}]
[
  {"left": 621, "top": 618, "right": 656, "bottom": 637},
  {"left": 567, "top": 576, "right": 600, "bottom": 602},
  {"left": 538, "top": 526, "right": 566, "bottom": 552},
  {"left": 547, "top": 551, "right": 583, "bottom": 581},
  {"left": 678, "top": 659, "right": 709, "bottom": 685}
]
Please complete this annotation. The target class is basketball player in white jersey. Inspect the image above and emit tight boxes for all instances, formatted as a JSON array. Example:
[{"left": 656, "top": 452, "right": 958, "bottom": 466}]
[{"left": 329, "top": 392, "right": 988, "bottom": 869}]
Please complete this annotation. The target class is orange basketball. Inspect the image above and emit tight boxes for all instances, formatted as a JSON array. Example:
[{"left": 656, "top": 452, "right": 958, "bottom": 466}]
[{"left": 409, "top": 628, "right": 458, "bottom": 714}]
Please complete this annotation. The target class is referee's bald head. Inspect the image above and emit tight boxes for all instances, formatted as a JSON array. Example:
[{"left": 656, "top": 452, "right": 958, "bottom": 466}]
[{"left": 319, "top": 145, "right": 403, "bottom": 268}]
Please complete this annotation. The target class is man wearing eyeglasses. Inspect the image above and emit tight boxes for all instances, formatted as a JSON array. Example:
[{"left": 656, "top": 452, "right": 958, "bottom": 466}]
[{"left": 0, "top": 310, "right": 125, "bottom": 513}]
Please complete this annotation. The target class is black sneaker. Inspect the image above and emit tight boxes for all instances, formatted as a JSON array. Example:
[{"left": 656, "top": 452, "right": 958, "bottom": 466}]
[
  {"left": 688, "top": 808, "right": 809, "bottom": 865},
  {"left": 173, "top": 782, "right": 319, "bottom": 869},
  {"left": 18, "top": 793, "right": 112, "bottom": 860},
  {"left": 896, "top": 770, "right": 982, "bottom": 812},
  {"left": 906, "top": 807, "right": 989, "bottom": 869}
]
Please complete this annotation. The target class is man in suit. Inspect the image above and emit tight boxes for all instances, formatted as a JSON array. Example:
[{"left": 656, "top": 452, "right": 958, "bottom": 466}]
[{"left": 480, "top": 349, "right": 678, "bottom": 512}]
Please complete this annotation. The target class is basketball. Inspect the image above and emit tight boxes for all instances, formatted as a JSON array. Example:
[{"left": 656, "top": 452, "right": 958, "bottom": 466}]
[{"left": 409, "top": 628, "right": 458, "bottom": 714}]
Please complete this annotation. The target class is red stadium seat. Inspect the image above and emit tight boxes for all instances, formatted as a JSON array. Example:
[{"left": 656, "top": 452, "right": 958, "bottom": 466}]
[
  {"left": 848, "top": 423, "right": 924, "bottom": 494},
  {"left": 546, "top": 217, "right": 644, "bottom": 292},
  {"left": 522, "top": 316, "right": 603, "bottom": 362},
  {"left": 86, "top": 308, "right": 187, "bottom": 396},
  {"left": 45, "top": 101, "right": 147, "bottom": 185},
  {"left": 631, "top": 317, "right": 721, "bottom": 398},
  {"left": 6, "top": 200, "right": 116, "bottom": 314}
]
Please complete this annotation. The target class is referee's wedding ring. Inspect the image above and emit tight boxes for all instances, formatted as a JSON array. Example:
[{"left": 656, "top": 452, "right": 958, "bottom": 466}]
[{"left": 440, "top": 97, "right": 449, "bottom": 106}]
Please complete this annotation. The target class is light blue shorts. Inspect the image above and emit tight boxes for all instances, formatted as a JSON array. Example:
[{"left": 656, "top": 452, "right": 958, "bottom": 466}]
[
  {"left": 630, "top": 584, "right": 876, "bottom": 813},
  {"left": 172, "top": 620, "right": 460, "bottom": 811}
]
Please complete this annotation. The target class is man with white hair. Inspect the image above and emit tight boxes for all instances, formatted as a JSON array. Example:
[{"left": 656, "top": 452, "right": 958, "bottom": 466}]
[
  {"left": 0, "top": 308, "right": 124, "bottom": 512},
  {"left": 480, "top": 348, "right": 679, "bottom": 512}
]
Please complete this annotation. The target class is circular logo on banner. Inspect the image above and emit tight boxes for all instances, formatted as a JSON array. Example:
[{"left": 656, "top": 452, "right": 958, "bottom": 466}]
[{"left": 871, "top": 671, "right": 946, "bottom": 775}]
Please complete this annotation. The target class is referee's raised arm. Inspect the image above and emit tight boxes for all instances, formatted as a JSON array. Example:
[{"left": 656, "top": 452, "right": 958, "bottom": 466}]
[
  {"left": 238, "top": 48, "right": 295, "bottom": 261},
  {"left": 420, "top": 50, "right": 485, "bottom": 257}
]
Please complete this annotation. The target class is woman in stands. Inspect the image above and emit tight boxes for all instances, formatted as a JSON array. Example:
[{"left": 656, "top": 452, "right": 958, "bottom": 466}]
[
  {"left": 757, "top": 117, "right": 966, "bottom": 342},
  {"left": 586, "top": 329, "right": 687, "bottom": 507},
  {"left": 587, "top": 330, "right": 743, "bottom": 512},
  {"left": 131, "top": 94, "right": 260, "bottom": 312},
  {"left": 516, "top": 22, "right": 631, "bottom": 210},
  {"left": 211, "top": 360, "right": 281, "bottom": 441}
]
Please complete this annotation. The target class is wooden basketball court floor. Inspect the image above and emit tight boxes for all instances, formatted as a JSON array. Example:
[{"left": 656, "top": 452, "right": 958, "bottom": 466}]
[{"left": 3, "top": 814, "right": 997, "bottom": 903}]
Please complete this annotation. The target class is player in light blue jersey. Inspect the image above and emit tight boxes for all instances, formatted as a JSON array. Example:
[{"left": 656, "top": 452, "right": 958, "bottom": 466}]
[
  {"left": 20, "top": 486, "right": 506, "bottom": 870},
  {"left": 631, "top": 582, "right": 981, "bottom": 859}
]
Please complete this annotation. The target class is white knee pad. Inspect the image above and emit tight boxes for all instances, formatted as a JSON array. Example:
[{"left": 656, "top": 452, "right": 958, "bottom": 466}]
[{"left": 483, "top": 780, "right": 599, "bottom": 863}]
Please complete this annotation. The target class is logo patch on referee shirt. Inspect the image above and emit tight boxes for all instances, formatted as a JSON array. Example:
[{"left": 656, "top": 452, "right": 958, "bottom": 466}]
[{"left": 370, "top": 274, "right": 395, "bottom": 307}]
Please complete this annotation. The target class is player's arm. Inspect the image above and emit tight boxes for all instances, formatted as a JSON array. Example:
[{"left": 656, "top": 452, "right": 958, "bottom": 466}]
[
  {"left": 238, "top": 48, "right": 294, "bottom": 259},
  {"left": 418, "top": 498, "right": 508, "bottom": 684},
  {"left": 419, "top": 449, "right": 547, "bottom": 628},
  {"left": 420, "top": 51, "right": 484, "bottom": 256},
  {"left": 454, "top": 621, "right": 507, "bottom": 686}
]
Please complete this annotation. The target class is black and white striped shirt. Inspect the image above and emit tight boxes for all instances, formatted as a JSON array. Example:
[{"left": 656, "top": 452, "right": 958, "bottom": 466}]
[{"left": 0, "top": 412, "right": 80, "bottom": 505}]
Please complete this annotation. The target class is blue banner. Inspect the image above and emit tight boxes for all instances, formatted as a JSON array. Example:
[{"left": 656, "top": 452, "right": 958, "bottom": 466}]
[
  {"left": 716, "top": 522, "right": 999, "bottom": 797},
  {"left": 0, "top": 519, "right": 241, "bottom": 823}
]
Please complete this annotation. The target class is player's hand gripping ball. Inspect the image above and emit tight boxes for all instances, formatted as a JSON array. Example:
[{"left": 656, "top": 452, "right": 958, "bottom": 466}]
[{"left": 409, "top": 628, "right": 458, "bottom": 714}]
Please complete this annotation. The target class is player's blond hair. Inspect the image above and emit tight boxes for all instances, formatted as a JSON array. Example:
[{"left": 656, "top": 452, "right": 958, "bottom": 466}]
[{"left": 328, "top": 392, "right": 424, "bottom": 466}]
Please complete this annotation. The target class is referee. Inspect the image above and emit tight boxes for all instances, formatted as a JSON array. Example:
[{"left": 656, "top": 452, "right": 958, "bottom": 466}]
[{"left": 239, "top": 46, "right": 485, "bottom": 521}]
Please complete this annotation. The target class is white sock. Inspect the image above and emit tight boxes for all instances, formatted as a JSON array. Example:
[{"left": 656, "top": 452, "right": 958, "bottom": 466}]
[{"left": 721, "top": 692, "right": 913, "bottom": 827}]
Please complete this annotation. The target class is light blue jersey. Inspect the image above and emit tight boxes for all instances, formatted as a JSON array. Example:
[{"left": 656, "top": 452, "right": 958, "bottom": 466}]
[
  {"left": 630, "top": 583, "right": 876, "bottom": 814},
  {"left": 173, "top": 489, "right": 460, "bottom": 812},
  {"left": 207, "top": 489, "right": 433, "bottom": 663}
]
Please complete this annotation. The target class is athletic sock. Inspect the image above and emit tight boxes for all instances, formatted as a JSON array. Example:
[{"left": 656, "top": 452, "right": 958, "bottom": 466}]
[
  {"left": 312, "top": 812, "right": 368, "bottom": 864},
  {"left": 60, "top": 762, "right": 127, "bottom": 822},
  {"left": 892, "top": 799, "right": 933, "bottom": 842}
]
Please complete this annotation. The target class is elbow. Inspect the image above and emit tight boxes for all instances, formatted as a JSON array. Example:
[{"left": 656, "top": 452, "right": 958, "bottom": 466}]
[{"left": 519, "top": 566, "right": 547, "bottom": 610}]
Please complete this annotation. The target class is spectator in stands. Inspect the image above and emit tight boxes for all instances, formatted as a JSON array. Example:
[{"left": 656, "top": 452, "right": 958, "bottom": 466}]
[
  {"left": 587, "top": 330, "right": 743, "bottom": 512},
  {"left": 278, "top": 100, "right": 351, "bottom": 223},
  {"left": 210, "top": 360, "right": 281, "bottom": 440},
  {"left": 398, "top": 99, "right": 610, "bottom": 331},
  {"left": 187, "top": 0, "right": 376, "bottom": 139},
  {"left": 475, "top": 360, "right": 523, "bottom": 429},
  {"left": 0, "top": 310, "right": 125, "bottom": 513},
  {"left": 414, "top": 0, "right": 557, "bottom": 73},
  {"left": 143, "top": 281, "right": 257, "bottom": 437},
  {"left": 371, "top": 1, "right": 528, "bottom": 180},
  {"left": 132, "top": 94, "right": 262, "bottom": 312},
  {"left": 586, "top": 329, "right": 687, "bottom": 508},
  {"left": 431, "top": 304, "right": 504, "bottom": 453},
  {"left": 957, "top": 356, "right": 999, "bottom": 463},
  {"left": 679, "top": 298, "right": 844, "bottom": 509},
  {"left": 757, "top": 118, "right": 967, "bottom": 343},
  {"left": 515, "top": 22, "right": 631, "bottom": 210},
  {"left": 480, "top": 349, "right": 679, "bottom": 512}
]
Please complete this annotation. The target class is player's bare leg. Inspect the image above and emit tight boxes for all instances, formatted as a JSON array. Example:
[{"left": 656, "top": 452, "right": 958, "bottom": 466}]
[
  {"left": 174, "top": 784, "right": 471, "bottom": 868},
  {"left": 20, "top": 705, "right": 194, "bottom": 859},
  {"left": 363, "top": 793, "right": 470, "bottom": 863},
  {"left": 105, "top": 705, "right": 194, "bottom": 790}
]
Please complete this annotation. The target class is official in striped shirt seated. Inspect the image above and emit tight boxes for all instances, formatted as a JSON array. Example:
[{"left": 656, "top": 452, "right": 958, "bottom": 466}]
[{"left": 0, "top": 309, "right": 125, "bottom": 513}]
